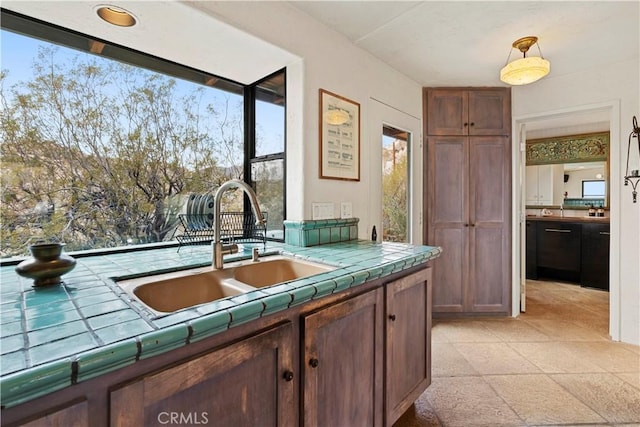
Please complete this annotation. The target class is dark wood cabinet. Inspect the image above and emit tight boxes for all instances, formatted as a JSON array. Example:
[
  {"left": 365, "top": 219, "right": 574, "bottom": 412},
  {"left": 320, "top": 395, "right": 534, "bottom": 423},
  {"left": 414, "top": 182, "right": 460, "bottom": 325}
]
[
  {"left": 111, "top": 322, "right": 295, "bottom": 427},
  {"left": 526, "top": 220, "right": 537, "bottom": 279},
  {"left": 19, "top": 400, "right": 88, "bottom": 427},
  {"left": 581, "top": 223, "right": 610, "bottom": 290},
  {"left": 525, "top": 219, "right": 609, "bottom": 290},
  {"left": 425, "top": 87, "right": 511, "bottom": 315},
  {"left": 302, "top": 289, "right": 384, "bottom": 427},
  {"left": 4, "top": 266, "right": 434, "bottom": 427},
  {"left": 536, "top": 221, "right": 581, "bottom": 283},
  {"left": 385, "top": 269, "right": 432, "bottom": 426},
  {"left": 426, "top": 88, "right": 510, "bottom": 136}
]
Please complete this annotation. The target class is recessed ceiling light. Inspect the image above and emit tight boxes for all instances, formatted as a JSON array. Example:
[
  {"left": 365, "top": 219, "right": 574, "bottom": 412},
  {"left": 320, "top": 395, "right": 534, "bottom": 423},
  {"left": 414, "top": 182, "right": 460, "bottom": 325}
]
[{"left": 96, "top": 5, "right": 137, "bottom": 27}]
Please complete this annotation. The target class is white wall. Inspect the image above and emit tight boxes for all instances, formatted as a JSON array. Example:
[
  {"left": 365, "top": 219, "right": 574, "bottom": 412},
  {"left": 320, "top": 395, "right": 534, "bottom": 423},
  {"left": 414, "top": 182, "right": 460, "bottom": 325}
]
[
  {"left": 189, "top": 2, "right": 423, "bottom": 240},
  {"left": 513, "top": 58, "right": 640, "bottom": 345}
]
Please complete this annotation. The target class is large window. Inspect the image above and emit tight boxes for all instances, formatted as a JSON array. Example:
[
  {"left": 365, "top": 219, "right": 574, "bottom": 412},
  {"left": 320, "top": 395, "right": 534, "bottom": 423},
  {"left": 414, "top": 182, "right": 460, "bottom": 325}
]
[
  {"left": 582, "top": 180, "right": 606, "bottom": 199},
  {"left": 0, "top": 10, "right": 285, "bottom": 257}
]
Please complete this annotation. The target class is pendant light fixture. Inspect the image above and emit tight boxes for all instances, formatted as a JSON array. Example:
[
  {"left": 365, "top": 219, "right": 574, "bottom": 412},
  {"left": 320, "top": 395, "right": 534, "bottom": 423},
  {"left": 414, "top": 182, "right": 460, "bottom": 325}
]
[
  {"left": 624, "top": 116, "right": 640, "bottom": 202},
  {"left": 500, "top": 36, "right": 550, "bottom": 85}
]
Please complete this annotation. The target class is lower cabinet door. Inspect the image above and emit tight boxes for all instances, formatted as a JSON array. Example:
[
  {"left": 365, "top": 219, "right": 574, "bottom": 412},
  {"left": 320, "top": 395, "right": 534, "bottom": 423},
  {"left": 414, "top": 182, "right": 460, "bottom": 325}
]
[
  {"left": 302, "top": 289, "right": 384, "bottom": 427},
  {"left": 386, "top": 268, "right": 432, "bottom": 426},
  {"left": 19, "top": 399, "right": 88, "bottom": 427},
  {"left": 110, "top": 322, "right": 295, "bottom": 427}
]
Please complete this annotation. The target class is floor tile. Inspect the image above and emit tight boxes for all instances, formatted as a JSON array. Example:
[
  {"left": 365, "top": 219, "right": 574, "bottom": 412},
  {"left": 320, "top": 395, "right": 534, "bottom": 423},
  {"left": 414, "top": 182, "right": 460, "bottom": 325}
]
[
  {"left": 453, "top": 342, "right": 541, "bottom": 375},
  {"left": 476, "top": 319, "right": 551, "bottom": 342},
  {"left": 425, "top": 377, "right": 523, "bottom": 427},
  {"left": 393, "top": 397, "right": 442, "bottom": 427},
  {"left": 559, "top": 341, "right": 640, "bottom": 373},
  {"left": 485, "top": 374, "right": 605, "bottom": 425},
  {"left": 521, "top": 318, "right": 608, "bottom": 342},
  {"left": 406, "top": 280, "right": 640, "bottom": 426},
  {"left": 615, "top": 372, "right": 640, "bottom": 390},
  {"left": 551, "top": 373, "right": 640, "bottom": 423},
  {"left": 508, "top": 342, "right": 606, "bottom": 374},
  {"left": 431, "top": 342, "right": 478, "bottom": 377},
  {"left": 432, "top": 321, "right": 501, "bottom": 343}
]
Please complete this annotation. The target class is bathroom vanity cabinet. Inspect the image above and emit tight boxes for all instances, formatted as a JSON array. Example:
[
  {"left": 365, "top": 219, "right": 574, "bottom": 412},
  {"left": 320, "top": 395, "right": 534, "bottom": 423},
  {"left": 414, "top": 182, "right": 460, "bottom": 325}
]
[
  {"left": 526, "top": 218, "right": 610, "bottom": 290},
  {"left": 2, "top": 267, "right": 433, "bottom": 427}
]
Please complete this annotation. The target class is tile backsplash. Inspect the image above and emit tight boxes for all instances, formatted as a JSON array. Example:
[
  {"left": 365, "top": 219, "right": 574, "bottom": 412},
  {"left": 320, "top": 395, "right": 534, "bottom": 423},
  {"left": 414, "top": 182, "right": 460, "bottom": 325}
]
[{"left": 284, "top": 218, "right": 359, "bottom": 247}]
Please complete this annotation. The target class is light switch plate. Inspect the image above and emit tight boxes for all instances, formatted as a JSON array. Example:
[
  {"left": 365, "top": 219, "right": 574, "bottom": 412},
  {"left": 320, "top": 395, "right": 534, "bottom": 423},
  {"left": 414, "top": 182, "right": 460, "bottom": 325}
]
[
  {"left": 341, "top": 202, "right": 353, "bottom": 218},
  {"left": 312, "top": 202, "right": 335, "bottom": 220}
]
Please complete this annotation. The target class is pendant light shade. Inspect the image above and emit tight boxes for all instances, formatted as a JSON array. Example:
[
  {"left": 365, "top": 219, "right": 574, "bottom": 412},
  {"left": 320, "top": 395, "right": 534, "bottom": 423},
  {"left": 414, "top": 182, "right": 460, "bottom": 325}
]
[{"left": 500, "top": 36, "right": 550, "bottom": 85}]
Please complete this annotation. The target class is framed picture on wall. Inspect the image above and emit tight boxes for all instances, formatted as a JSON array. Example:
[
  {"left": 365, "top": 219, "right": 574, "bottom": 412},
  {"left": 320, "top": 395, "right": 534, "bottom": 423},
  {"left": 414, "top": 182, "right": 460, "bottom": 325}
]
[{"left": 319, "top": 89, "right": 360, "bottom": 181}]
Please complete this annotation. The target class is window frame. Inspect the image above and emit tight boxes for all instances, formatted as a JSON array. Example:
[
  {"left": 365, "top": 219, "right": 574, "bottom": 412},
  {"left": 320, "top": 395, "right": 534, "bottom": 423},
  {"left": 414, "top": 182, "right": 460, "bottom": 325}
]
[{"left": 1, "top": 8, "right": 287, "bottom": 248}]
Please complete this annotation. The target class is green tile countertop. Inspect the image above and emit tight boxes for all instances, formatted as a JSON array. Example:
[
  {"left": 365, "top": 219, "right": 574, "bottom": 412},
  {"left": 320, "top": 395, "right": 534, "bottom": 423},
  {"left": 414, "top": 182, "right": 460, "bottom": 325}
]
[{"left": 0, "top": 240, "right": 442, "bottom": 408}]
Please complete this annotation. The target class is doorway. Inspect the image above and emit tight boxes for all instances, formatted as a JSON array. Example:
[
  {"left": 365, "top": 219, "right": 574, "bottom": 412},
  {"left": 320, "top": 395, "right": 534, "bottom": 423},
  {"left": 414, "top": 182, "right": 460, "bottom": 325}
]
[
  {"left": 368, "top": 98, "right": 422, "bottom": 244},
  {"left": 513, "top": 100, "right": 620, "bottom": 340}
]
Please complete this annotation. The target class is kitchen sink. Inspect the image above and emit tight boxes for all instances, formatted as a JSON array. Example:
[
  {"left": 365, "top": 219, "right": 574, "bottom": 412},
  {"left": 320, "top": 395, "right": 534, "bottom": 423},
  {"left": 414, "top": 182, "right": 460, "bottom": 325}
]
[
  {"left": 117, "top": 255, "right": 335, "bottom": 314},
  {"left": 118, "top": 268, "right": 254, "bottom": 313},
  {"left": 232, "top": 257, "right": 334, "bottom": 288}
]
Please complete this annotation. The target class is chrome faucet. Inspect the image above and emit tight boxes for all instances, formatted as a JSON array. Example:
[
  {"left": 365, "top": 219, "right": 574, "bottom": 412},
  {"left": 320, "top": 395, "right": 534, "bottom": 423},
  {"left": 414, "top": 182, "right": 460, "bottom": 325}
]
[{"left": 212, "top": 179, "right": 266, "bottom": 269}]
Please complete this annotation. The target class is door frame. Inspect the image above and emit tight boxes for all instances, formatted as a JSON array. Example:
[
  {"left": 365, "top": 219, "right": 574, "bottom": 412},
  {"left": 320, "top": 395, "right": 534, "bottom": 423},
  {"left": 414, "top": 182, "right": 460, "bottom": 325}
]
[
  {"left": 511, "top": 100, "right": 621, "bottom": 341},
  {"left": 368, "top": 97, "right": 423, "bottom": 245}
]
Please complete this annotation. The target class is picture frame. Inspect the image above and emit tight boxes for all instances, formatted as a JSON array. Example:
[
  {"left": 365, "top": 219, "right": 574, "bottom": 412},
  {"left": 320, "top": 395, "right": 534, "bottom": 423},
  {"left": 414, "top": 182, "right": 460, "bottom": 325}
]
[{"left": 319, "top": 89, "right": 360, "bottom": 181}]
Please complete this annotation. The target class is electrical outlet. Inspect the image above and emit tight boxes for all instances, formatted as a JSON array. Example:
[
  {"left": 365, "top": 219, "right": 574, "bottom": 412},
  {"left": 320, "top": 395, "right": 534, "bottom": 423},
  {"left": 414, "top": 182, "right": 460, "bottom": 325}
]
[
  {"left": 341, "top": 202, "right": 353, "bottom": 218},
  {"left": 312, "top": 202, "right": 334, "bottom": 220}
]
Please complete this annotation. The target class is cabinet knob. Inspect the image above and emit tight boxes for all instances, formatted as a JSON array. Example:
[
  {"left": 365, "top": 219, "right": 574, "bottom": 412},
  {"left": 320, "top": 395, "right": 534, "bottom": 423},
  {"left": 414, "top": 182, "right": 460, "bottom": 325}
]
[
  {"left": 464, "top": 223, "right": 469, "bottom": 227},
  {"left": 388, "top": 314, "right": 396, "bottom": 321},
  {"left": 470, "top": 122, "right": 475, "bottom": 126},
  {"left": 309, "top": 358, "right": 319, "bottom": 368},
  {"left": 283, "top": 370, "right": 294, "bottom": 382},
  {"left": 463, "top": 122, "right": 468, "bottom": 127}
]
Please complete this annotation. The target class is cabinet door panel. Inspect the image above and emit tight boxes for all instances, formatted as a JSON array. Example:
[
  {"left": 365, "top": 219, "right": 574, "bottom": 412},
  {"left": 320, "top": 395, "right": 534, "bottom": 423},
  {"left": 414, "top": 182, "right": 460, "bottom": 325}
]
[
  {"left": 386, "top": 269, "right": 432, "bottom": 426},
  {"left": 431, "top": 227, "right": 465, "bottom": 312},
  {"left": 471, "top": 226, "right": 509, "bottom": 311},
  {"left": 470, "top": 136, "right": 509, "bottom": 223},
  {"left": 111, "top": 323, "right": 295, "bottom": 427},
  {"left": 428, "top": 137, "right": 467, "bottom": 224},
  {"left": 303, "top": 290, "right": 383, "bottom": 427},
  {"left": 469, "top": 136, "right": 510, "bottom": 312},
  {"left": 21, "top": 400, "right": 88, "bottom": 427},
  {"left": 468, "top": 90, "right": 510, "bottom": 135},
  {"left": 426, "top": 89, "right": 468, "bottom": 135},
  {"left": 581, "top": 223, "right": 610, "bottom": 290},
  {"left": 537, "top": 222, "right": 581, "bottom": 272}
]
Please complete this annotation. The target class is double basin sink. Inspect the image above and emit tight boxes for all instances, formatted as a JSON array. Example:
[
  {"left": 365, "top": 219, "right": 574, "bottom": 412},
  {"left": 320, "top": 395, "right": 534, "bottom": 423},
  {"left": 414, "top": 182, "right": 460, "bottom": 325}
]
[{"left": 117, "top": 255, "right": 335, "bottom": 314}]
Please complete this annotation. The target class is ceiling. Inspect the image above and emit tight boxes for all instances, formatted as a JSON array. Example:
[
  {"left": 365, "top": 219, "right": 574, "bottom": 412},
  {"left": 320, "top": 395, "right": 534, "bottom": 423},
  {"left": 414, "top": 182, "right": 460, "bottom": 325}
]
[
  {"left": 287, "top": 1, "right": 639, "bottom": 87},
  {"left": 3, "top": 1, "right": 637, "bottom": 133}
]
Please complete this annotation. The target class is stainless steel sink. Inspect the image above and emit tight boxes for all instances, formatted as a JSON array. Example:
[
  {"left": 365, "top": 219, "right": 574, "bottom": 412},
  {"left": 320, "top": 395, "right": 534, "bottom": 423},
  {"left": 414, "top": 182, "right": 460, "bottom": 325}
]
[{"left": 117, "top": 255, "right": 335, "bottom": 314}]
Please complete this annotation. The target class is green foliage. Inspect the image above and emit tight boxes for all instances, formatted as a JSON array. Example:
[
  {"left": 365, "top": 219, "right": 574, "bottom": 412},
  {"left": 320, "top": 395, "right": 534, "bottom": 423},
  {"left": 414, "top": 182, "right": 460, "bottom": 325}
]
[
  {"left": 382, "top": 153, "right": 408, "bottom": 242},
  {"left": 1, "top": 46, "right": 245, "bottom": 257}
]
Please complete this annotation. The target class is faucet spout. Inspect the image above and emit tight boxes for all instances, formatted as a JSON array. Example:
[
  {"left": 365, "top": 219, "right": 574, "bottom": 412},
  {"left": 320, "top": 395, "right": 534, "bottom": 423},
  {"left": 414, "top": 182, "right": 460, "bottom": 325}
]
[{"left": 212, "top": 179, "right": 266, "bottom": 269}]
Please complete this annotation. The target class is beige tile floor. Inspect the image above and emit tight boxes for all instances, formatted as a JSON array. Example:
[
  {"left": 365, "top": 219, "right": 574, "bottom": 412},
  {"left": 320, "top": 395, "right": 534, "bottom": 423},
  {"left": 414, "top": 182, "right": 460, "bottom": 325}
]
[{"left": 394, "top": 280, "right": 640, "bottom": 427}]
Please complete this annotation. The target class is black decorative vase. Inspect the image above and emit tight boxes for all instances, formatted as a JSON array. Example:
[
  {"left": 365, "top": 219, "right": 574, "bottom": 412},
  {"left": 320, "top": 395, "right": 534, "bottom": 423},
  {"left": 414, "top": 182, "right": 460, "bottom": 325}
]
[{"left": 15, "top": 243, "right": 76, "bottom": 287}]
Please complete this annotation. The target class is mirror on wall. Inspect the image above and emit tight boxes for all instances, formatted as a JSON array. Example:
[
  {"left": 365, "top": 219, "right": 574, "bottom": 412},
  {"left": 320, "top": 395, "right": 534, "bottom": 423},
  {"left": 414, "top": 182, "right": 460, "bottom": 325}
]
[{"left": 525, "top": 132, "right": 609, "bottom": 208}]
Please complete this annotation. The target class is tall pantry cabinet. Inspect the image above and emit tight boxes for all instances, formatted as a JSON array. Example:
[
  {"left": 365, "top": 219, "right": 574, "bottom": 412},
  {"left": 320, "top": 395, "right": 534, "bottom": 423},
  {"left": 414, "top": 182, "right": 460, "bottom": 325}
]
[{"left": 424, "top": 88, "right": 511, "bottom": 315}]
